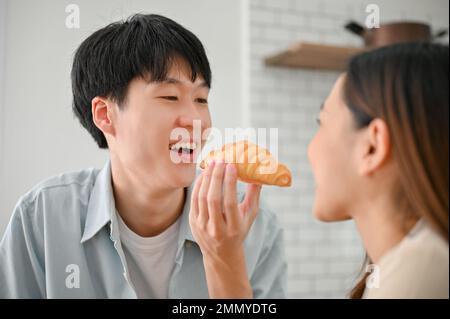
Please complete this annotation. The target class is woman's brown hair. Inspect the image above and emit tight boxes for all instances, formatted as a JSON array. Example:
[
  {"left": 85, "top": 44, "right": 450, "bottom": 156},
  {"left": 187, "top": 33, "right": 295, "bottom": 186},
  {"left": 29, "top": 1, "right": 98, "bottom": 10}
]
[{"left": 342, "top": 42, "right": 449, "bottom": 298}]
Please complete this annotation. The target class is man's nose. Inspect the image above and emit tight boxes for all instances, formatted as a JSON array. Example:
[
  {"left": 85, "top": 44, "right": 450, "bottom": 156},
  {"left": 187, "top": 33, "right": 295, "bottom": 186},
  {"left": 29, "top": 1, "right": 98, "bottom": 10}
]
[
  {"left": 178, "top": 102, "right": 204, "bottom": 129},
  {"left": 178, "top": 116, "right": 200, "bottom": 129}
]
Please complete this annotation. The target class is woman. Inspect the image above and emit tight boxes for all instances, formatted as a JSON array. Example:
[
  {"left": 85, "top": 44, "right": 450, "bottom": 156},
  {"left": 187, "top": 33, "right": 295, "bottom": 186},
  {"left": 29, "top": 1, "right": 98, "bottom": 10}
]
[
  {"left": 189, "top": 42, "right": 449, "bottom": 298},
  {"left": 308, "top": 42, "right": 448, "bottom": 298}
]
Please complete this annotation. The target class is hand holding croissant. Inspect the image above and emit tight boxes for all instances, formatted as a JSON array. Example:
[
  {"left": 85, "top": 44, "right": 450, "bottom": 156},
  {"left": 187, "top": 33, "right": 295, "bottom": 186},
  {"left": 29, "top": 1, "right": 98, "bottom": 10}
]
[
  {"left": 190, "top": 141, "right": 292, "bottom": 298},
  {"left": 200, "top": 141, "right": 292, "bottom": 187},
  {"left": 189, "top": 161, "right": 261, "bottom": 298}
]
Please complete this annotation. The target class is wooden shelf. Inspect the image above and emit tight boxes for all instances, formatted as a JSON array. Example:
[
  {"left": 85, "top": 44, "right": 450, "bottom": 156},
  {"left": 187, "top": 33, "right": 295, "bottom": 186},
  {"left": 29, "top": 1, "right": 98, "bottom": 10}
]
[{"left": 264, "top": 42, "right": 366, "bottom": 71}]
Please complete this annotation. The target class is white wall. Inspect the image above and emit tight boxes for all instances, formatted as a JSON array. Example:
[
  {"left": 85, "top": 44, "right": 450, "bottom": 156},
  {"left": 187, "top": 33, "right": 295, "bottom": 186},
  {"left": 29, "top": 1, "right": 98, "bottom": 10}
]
[
  {"left": 0, "top": 0, "right": 243, "bottom": 235},
  {"left": 248, "top": 0, "right": 449, "bottom": 298},
  {"left": 0, "top": 1, "right": 7, "bottom": 237}
]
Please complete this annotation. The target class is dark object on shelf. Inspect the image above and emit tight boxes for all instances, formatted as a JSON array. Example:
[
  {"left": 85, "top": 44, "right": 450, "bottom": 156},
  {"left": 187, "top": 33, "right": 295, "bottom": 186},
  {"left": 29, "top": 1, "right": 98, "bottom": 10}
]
[{"left": 344, "top": 21, "right": 448, "bottom": 48}]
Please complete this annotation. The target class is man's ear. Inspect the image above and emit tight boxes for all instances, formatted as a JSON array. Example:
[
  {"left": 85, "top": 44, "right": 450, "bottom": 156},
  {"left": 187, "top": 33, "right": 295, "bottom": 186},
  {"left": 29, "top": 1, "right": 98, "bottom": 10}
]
[
  {"left": 91, "top": 96, "right": 116, "bottom": 137},
  {"left": 359, "top": 118, "right": 391, "bottom": 176}
]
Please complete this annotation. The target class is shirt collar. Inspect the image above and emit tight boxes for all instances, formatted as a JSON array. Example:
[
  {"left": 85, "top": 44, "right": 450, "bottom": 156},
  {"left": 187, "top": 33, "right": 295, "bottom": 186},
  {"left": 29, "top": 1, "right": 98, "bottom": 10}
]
[
  {"left": 80, "top": 161, "right": 115, "bottom": 243},
  {"left": 177, "top": 181, "right": 196, "bottom": 243},
  {"left": 80, "top": 160, "right": 197, "bottom": 245}
]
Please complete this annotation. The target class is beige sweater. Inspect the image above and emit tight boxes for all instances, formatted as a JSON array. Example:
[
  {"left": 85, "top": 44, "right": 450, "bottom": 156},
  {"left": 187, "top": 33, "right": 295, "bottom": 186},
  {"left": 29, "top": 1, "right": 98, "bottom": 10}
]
[{"left": 363, "top": 220, "right": 449, "bottom": 299}]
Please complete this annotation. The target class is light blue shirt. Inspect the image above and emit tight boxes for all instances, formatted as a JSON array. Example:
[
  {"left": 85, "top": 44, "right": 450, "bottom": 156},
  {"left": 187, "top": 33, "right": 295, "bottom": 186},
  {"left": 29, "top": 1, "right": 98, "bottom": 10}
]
[{"left": 0, "top": 161, "right": 287, "bottom": 298}]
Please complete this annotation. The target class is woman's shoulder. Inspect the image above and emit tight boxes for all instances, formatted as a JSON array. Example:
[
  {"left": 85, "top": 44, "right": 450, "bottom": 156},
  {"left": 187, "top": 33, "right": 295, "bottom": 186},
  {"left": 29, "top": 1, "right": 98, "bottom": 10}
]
[
  {"left": 364, "top": 221, "right": 449, "bottom": 299},
  {"left": 398, "top": 220, "right": 448, "bottom": 267}
]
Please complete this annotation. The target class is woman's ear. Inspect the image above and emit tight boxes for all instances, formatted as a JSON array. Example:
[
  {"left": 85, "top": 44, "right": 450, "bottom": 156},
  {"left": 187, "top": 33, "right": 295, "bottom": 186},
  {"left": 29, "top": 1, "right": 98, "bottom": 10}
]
[
  {"left": 359, "top": 118, "right": 391, "bottom": 176},
  {"left": 91, "top": 96, "right": 116, "bottom": 137}
]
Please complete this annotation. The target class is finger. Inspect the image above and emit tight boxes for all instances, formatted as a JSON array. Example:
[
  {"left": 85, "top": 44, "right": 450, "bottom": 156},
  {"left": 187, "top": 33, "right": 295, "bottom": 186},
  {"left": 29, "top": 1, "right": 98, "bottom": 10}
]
[
  {"left": 189, "top": 173, "right": 203, "bottom": 220},
  {"left": 207, "top": 160, "right": 226, "bottom": 230},
  {"left": 240, "top": 184, "right": 262, "bottom": 224},
  {"left": 198, "top": 160, "right": 215, "bottom": 226},
  {"left": 223, "top": 163, "right": 239, "bottom": 229}
]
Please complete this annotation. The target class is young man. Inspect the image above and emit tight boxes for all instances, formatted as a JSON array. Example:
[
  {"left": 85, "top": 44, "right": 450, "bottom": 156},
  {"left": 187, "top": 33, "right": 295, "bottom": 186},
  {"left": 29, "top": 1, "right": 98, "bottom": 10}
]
[{"left": 0, "top": 14, "right": 287, "bottom": 298}]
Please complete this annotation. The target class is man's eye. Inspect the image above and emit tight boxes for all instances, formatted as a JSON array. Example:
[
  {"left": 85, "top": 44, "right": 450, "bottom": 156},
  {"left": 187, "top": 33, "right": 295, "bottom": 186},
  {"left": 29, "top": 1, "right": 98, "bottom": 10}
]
[
  {"left": 196, "top": 98, "right": 208, "bottom": 104},
  {"left": 160, "top": 96, "right": 178, "bottom": 101}
]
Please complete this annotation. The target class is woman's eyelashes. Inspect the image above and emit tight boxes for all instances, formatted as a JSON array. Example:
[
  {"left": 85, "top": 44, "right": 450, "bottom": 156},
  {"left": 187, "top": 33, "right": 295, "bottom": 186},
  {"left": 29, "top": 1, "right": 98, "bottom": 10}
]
[{"left": 315, "top": 116, "right": 322, "bottom": 126}]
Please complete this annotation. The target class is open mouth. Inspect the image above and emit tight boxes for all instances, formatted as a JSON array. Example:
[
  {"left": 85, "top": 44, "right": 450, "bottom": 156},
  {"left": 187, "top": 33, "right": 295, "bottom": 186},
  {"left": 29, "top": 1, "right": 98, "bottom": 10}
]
[
  {"left": 168, "top": 141, "right": 197, "bottom": 161},
  {"left": 169, "top": 141, "right": 197, "bottom": 154}
]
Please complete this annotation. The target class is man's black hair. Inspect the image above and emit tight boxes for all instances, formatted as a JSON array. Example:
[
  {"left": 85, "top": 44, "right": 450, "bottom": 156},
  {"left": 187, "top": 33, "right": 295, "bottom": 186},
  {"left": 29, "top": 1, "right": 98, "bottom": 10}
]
[{"left": 71, "top": 14, "right": 212, "bottom": 148}]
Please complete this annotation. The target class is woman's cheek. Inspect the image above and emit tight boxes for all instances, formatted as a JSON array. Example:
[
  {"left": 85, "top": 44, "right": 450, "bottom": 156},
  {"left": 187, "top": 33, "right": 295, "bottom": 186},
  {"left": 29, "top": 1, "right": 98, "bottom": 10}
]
[
  {"left": 310, "top": 132, "right": 341, "bottom": 221},
  {"left": 307, "top": 132, "right": 319, "bottom": 171}
]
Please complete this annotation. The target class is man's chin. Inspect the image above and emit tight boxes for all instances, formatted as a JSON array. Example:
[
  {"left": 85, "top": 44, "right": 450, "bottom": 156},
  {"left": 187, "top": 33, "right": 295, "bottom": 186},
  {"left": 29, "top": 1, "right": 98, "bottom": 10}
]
[{"left": 169, "top": 164, "right": 197, "bottom": 187}]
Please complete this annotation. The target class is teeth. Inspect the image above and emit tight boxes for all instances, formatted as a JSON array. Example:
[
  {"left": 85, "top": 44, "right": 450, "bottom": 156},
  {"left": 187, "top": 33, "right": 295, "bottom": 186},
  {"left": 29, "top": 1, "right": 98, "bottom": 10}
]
[{"left": 170, "top": 142, "right": 197, "bottom": 151}]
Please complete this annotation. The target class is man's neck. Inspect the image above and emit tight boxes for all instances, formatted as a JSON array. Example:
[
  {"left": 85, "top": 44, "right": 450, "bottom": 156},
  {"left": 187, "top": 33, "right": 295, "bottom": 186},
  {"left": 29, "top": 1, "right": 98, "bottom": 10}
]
[{"left": 110, "top": 161, "right": 186, "bottom": 238}]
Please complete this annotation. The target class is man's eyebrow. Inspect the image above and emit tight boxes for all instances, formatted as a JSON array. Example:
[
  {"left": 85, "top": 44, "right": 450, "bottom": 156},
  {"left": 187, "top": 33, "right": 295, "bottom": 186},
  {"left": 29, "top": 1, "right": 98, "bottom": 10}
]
[
  {"left": 320, "top": 102, "right": 325, "bottom": 111},
  {"left": 161, "top": 77, "right": 209, "bottom": 88},
  {"left": 162, "top": 78, "right": 181, "bottom": 85},
  {"left": 198, "top": 81, "right": 209, "bottom": 88}
]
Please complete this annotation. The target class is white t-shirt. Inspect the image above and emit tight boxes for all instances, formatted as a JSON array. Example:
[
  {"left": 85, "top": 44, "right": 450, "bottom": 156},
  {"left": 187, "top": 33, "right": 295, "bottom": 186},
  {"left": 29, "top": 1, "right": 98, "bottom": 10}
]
[
  {"left": 117, "top": 211, "right": 181, "bottom": 299},
  {"left": 363, "top": 219, "right": 449, "bottom": 299}
]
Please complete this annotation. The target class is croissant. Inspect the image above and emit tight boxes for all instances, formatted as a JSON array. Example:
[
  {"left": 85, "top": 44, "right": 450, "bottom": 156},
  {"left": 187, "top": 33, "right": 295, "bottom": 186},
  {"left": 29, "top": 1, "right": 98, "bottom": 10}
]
[{"left": 200, "top": 141, "right": 292, "bottom": 187}]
